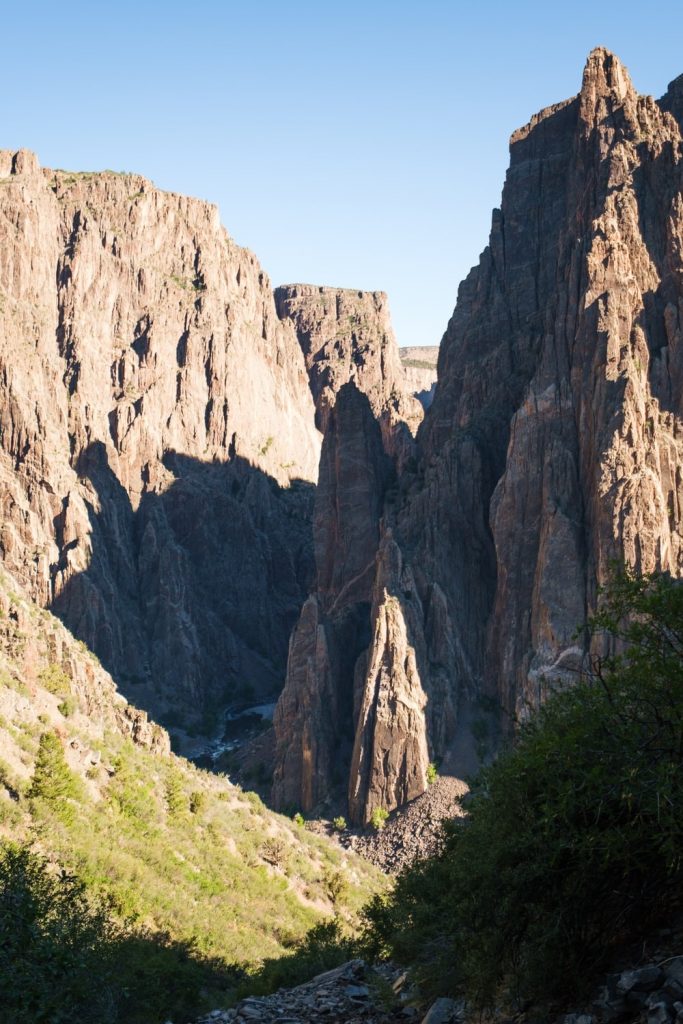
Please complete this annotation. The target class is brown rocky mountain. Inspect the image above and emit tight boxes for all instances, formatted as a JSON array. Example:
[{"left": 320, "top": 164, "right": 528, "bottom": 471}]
[
  {"left": 0, "top": 151, "right": 322, "bottom": 735},
  {"left": 274, "top": 284, "right": 423, "bottom": 461},
  {"left": 273, "top": 48, "right": 683, "bottom": 824},
  {"left": 3, "top": 46, "right": 681, "bottom": 828},
  {"left": 271, "top": 289, "right": 425, "bottom": 814},
  {"left": 0, "top": 157, "right": 426, "bottom": 747}
]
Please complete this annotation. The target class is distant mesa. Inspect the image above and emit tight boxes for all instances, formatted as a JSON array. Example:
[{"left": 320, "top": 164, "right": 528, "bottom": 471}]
[{"left": 399, "top": 345, "right": 439, "bottom": 408}]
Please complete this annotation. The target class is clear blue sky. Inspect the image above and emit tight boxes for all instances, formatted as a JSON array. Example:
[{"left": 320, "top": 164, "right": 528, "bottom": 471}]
[{"left": 2, "top": 1, "right": 682, "bottom": 347}]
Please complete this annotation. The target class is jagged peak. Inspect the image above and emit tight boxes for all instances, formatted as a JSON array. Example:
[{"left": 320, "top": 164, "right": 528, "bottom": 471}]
[
  {"left": 510, "top": 49, "right": 636, "bottom": 150},
  {"left": 658, "top": 71, "right": 683, "bottom": 131},
  {"left": 580, "top": 46, "right": 635, "bottom": 108},
  {"left": 0, "top": 148, "right": 40, "bottom": 177}
]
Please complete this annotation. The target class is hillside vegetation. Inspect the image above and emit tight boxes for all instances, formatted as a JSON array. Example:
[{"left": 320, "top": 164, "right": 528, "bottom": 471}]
[
  {"left": 363, "top": 570, "right": 683, "bottom": 1009},
  {"left": 0, "top": 571, "right": 383, "bottom": 1022}
]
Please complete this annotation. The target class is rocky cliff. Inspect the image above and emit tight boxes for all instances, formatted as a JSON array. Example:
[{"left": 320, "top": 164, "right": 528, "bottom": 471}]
[
  {"left": 274, "top": 284, "right": 423, "bottom": 459},
  {"left": 0, "top": 152, "right": 320, "bottom": 734},
  {"left": 273, "top": 48, "right": 683, "bottom": 824},
  {"left": 399, "top": 346, "right": 439, "bottom": 408},
  {"left": 271, "top": 285, "right": 427, "bottom": 817}
]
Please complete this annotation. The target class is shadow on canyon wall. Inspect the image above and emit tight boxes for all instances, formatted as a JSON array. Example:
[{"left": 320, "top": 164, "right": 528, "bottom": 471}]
[{"left": 49, "top": 440, "right": 315, "bottom": 748}]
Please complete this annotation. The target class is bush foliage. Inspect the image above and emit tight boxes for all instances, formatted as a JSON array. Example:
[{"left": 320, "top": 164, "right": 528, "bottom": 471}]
[
  {"left": 0, "top": 842, "right": 239, "bottom": 1023},
  {"left": 363, "top": 570, "right": 683, "bottom": 1009}
]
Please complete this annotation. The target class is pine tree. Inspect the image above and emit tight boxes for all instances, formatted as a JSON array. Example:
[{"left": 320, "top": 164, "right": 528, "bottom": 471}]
[{"left": 28, "top": 732, "right": 81, "bottom": 823}]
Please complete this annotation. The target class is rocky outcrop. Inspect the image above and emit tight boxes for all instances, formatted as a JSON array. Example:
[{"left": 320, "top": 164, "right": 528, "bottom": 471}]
[
  {"left": 416, "top": 47, "right": 683, "bottom": 727},
  {"left": 271, "top": 290, "right": 434, "bottom": 822},
  {"left": 399, "top": 346, "right": 439, "bottom": 408},
  {"left": 273, "top": 48, "right": 683, "bottom": 824},
  {"left": 272, "top": 383, "right": 392, "bottom": 812},
  {"left": 348, "top": 533, "right": 431, "bottom": 825},
  {"left": 0, "top": 567, "right": 170, "bottom": 759},
  {"left": 275, "top": 284, "right": 423, "bottom": 459},
  {"left": 0, "top": 153, "right": 320, "bottom": 733}
]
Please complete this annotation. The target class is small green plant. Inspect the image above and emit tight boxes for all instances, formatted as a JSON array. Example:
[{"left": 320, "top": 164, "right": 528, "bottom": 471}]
[
  {"left": 189, "top": 790, "right": 206, "bottom": 816},
  {"left": 38, "top": 663, "right": 71, "bottom": 696},
  {"left": 323, "top": 868, "right": 349, "bottom": 907},
  {"left": 370, "top": 807, "right": 389, "bottom": 831},
  {"left": 164, "top": 769, "right": 187, "bottom": 820},
  {"left": 292, "top": 811, "right": 305, "bottom": 827},
  {"left": 58, "top": 696, "right": 77, "bottom": 718},
  {"left": 426, "top": 762, "right": 438, "bottom": 785},
  {"left": 332, "top": 816, "right": 347, "bottom": 832}
]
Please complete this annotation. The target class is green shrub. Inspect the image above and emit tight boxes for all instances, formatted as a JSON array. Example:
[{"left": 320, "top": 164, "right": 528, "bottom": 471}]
[
  {"left": 364, "top": 570, "right": 683, "bottom": 1010},
  {"left": 323, "top": 868, "right": 349, "bottom": 906},
  {"left": 38, "top": 662, "right": 71, "bottom": 697},
  {"left": 370, "top": 807, "right": 389, "bottom": 831},
  {"left": 332, "top": 815, "right": 347, "bottom": 832},
  {"left": 165, "top": 768, "right": 187, "bottom": 820},
  {"left": 189, "top": 790, "right": 206, "bottom": 815},
  {"left": 426, "top": 762, "right": 438, "bottom": 785},
  {"left": 0, "top": 842, "right": 240, "bottom": 1024},
  {"left": 58, "top": 696, "right": 77, "bottom": 718},
  {"left": 109, "top": 748, "right": 159, "bottom": 828},
  {"left": 292, "top": 811, "right": 305, "bottom": 826}
]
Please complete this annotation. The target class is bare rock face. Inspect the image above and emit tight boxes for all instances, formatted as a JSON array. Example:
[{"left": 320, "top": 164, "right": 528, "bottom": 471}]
[
  {"left": 273, "top": 48, "right": 683, "bottom": 824},
  {"left": 0, "top": 154, "right": 320, "bottom": 730},
  {"left": 272, "top": 382, "right": 391, "bottom": 812},
  {"left": 416, "top": 47, "right": 683, "bottom": 728},
  {"left": 399, "top": 346, "right": 439, "bottom": 408},
  {"left": 348, "top": 532, "right": 430, "bottom": 825},
  {"left": 274, "top": 284, "right": 423, "bottom": 460}
]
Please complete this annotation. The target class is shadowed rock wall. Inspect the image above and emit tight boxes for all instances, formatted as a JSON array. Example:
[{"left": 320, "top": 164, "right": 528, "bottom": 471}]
[
  {"left": 0, "top": 153, "right": 320, "bottom": 731},
  {"left": 273, "top": 48, "right": 683, "bottom": 824}
]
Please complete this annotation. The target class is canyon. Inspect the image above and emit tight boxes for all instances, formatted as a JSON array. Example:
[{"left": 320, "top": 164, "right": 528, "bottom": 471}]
[
  {"left": 272, "top": 47, "right": 683, "bottom": 824},
  {"left": 1, "top": 47, "right": 682, "bottom": 830}
]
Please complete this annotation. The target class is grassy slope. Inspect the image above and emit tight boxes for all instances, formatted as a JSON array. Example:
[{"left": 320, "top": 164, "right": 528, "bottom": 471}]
[{"left": 0, "top": 570, "right": 383, "bottom": 985}]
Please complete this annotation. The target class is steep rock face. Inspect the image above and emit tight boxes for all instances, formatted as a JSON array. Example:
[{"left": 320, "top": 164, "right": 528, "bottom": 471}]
[
  {"left": 399, "top": 346, "right": 439, "bottom": 408},
  {"left": 0, "top": 153, "right": 320, "bottom": 729},
  {"left": 274, "top": 284, "right": 423, "bottom": 459},
  {"left": 274, "top": 48, "right": 683, "bottom": 823},
  {"left": 272, "top": 382, "right": 392, "bottom": 813},
  {"left": 348, "top": 533, "right": 430, "bottom": 825},
  {"left": 414, "top": 47, "right": 683, "bottom": 726}
]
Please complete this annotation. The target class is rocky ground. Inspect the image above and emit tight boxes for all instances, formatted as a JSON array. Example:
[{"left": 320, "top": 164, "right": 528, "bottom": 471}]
[
  {"left": 283, "top": 772, "right": 468, "bottom": 874},
  {"left": 338, "top": 775, "right": 468, "bottom": 873},
  {"left": 565, "top": 952, "right": 683, "bottom": 1024},
  {"left": 190, "top": 949, "right": 683, "bottom": 1024},
  {"left": 191, "top": 959, "right": 459, "bottom": 1024}
]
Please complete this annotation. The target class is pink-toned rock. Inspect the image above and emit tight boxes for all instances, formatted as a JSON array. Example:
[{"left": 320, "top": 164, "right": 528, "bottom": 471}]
[
  {"left": 272, "top": 382, "right": 391, "bottom": 814},
  {"left": 275, "top": 284, "right": 423, "bottom": 462},
  {"left": 273, "top": 48, "right": 683, "bottom": 823},
  {"left": 0, "top": 154, "right": 320, "bottom": 730}
]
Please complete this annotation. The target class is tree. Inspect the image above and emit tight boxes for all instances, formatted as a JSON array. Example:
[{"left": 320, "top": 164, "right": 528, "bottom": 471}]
[
  {"left": 364, "top": 570, "right": 683, "bottom": 1009},
  {"left": 0, "top": 843, "right": 117, "bottom": 1022},
  {"left": 28, "top": 732, "right": 82, "bottom": 824}
]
